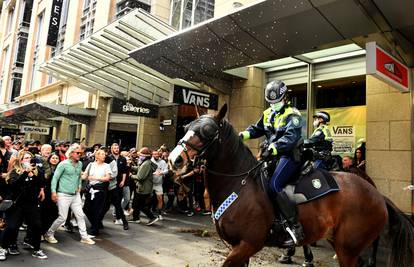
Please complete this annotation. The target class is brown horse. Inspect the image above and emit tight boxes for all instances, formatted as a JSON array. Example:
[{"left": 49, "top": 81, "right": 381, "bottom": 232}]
[{"left": 168, "top": 104, "right": 414, "bottom": 267}]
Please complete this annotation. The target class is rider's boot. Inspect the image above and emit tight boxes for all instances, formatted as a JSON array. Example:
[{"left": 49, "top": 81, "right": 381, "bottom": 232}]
[{"left": 273, "top": 191, "right": 305, "bottom": 247}]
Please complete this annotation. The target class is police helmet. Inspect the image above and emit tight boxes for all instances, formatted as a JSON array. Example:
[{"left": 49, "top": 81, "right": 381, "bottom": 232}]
[
  {"left": 313, "top": 111, "right": 330, "bottom": 123},
  {"left": 264, "top": 80, "right": 288, "bottom": 104}
]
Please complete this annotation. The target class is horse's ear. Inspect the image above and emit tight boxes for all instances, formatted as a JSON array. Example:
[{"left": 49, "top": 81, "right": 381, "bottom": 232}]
[
  {"left": 194, "top": 104, "right": 200, "bottom": 118},
  {"left": 215, "top": 103, "right": 227, "bottom": 121}
]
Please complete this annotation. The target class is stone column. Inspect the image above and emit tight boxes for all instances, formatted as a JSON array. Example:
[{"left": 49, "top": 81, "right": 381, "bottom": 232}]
[
  {"left": 86, "top": 97, "right": 109, "bottom": 146},
  {"left": 366, "top": 75, "right": 412, "bottom": 213},
  {"left": 229, "top": 67, "right": 265, "bottom": 154}
]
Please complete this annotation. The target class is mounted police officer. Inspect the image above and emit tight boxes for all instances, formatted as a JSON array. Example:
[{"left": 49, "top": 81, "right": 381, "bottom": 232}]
[
  {"left": 304, "top": 111, "right": 333, "bottom": 170},
  {"left": 239, "top": 80, "right": 304, "bottom": 247}
]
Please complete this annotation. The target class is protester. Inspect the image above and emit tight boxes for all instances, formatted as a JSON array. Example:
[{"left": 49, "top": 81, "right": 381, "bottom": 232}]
[
  {"left": 151, "top": 150, "right": 168, "bottom": 219},
  {"left": 130, "top": 147, "right": 159, "bottom": 225},
  {"left": 44, "top": 143, "right": 95, "bottom": 245},
  {"left": 0, "top": 151, "right": 47, "bottom": 260},
  {"left": 82, "top": 149, "right": 111, "bottom": 236}
]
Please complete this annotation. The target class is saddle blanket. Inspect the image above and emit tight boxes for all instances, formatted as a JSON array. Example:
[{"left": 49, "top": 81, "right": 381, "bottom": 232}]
[{"left": 284, "top": 169, "right": 340, "bottom": 204}]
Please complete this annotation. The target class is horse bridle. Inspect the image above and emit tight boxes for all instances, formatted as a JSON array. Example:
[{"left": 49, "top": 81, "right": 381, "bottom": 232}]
[{"left": 177, "top": 121, "right": 264, "bottom": 179}]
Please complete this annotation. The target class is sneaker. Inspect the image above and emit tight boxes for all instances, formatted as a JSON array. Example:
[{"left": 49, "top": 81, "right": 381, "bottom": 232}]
[
  {"left": 114, "top": 219, "right": 123, "bottom": 225},
  {"left": 32, "top": 250, "right": 48, "bottom": 259},
  {"left": 22, "top": 241, "right": 34, "bottom": 250},
  {"left": 187, "top": 211, "right": 195, "bottom": 217},
  {"left": 88, "top": 234, "right": 96, "bottom": 239},
  {"left": 44, "top": 234, "right": 58, "bottom": 244},
  {"left": 146, "top": 217, "right": 159, "bottom": 226},
  {"left": 158, "top": 215, "right": 163, "bottom": 221},
  {"left": 202, "top": 211, "right": 212, "bottom": 216},
  {"left": 0, "top": 248, "right": 6, "bottom": 261},
  {"left": 123, "top": 224, "right": 129, "bottom": 230},
  {"left": 80, "top": 238, "right": 95, "bottom": 245},
  {"left": 128, "top": 218, "right": 140, "bottom": 224},
  {"left": 7, "top": 245, "right": 20, "bottom": 255}
]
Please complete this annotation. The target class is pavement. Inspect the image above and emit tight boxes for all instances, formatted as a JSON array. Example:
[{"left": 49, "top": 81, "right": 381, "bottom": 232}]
[{"left": 1, "top": 211, "right": 388, "bottom": 267}]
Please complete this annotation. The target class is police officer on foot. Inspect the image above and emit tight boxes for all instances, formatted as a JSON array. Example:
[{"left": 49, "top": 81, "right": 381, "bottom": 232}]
[
  {"left": 239, "top": 80, "right": 304, "bottom": 247},
  {"left": 304, "top": 111, "right": 333, "bottom": 170}
]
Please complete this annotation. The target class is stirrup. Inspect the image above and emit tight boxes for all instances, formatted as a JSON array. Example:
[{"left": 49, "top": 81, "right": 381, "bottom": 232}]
[{"left": 285, "top": 226, "right": 298, "bottom": 244}]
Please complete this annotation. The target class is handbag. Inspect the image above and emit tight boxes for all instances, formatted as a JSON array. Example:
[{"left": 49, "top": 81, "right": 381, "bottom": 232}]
[{"left": 0, "top": 200, "right": 14, "bottom": 211}]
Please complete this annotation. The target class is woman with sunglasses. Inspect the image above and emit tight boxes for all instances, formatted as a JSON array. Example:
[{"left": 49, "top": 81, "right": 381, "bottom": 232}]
[{"left": 0, "top": 151, "right": 47, "bottom": 260}]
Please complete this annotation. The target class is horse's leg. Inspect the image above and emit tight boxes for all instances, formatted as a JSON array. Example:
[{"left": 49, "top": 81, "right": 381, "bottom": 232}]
[
  {"left": 278, "top": 247, "right": 295, "bottom": 264},
  {"left": 303, "top": 245, "right": 314, "bottom": 267},
  {"left": 369, "top": 237, "right": 379, "bottom": 267},
  {"left": 222, "top": 241, "right": 256, "bottom": 267}
]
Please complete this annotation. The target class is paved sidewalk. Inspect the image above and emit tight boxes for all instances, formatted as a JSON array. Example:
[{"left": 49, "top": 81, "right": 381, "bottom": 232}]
[{"left": 1, "top": 212, "right": 381, "bottom": 266}]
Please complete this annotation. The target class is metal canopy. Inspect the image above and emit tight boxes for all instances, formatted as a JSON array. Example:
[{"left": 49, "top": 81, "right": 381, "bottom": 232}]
[
  {"left": 130, "top": 0, "right": 414, "bottom": 93},
  {"left": 40, "top": 9, "right": 198, "bottom": 105},
  {"left": 0, "top": 102, "right": 97, "bottom": 125}
]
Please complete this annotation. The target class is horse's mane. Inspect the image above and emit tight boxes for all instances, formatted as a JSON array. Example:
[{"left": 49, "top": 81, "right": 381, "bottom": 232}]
[{"left": 218, "top": 118, "right": 258, "bottom": 168}]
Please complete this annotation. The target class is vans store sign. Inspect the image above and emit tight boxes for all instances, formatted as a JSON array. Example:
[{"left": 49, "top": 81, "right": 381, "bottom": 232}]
[
  {"left": 112, "top": 98, "right": 158, "bottom": 118},
  {"left": 172, "top": 86, "right": 219, "bottom": 110}
]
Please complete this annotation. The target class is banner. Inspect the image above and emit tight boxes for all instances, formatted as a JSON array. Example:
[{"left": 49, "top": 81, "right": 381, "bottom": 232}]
[
  {"left": 47, "top": 0, "right": 64, "bottom": 46},
  {"left": 325, "top": 106, "right": 366, "bottom": 156}
]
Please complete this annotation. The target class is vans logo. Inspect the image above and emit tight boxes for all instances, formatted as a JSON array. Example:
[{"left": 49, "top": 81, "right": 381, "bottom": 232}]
[
  {"left": 332, "top": 126, "right": 354, "bottom": 136},
  {"left": 173, "top": 86, "right": 219, "bottom": 110},
  {"left": 182, "top": 90, "right": 210, "bottom": 108}
]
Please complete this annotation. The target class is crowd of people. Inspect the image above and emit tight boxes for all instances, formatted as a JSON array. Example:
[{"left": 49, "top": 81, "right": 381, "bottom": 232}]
[{"left": 0, "top": 137, "right": 211, "bottom": 261}]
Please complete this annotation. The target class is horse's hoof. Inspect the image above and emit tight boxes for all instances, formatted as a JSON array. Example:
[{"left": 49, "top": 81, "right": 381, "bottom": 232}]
[
  {"left": 302, "top": 261, "right": 315, "bottom": 267},
  {"left": 278, "top": 255, "right": 293, "bottom": 264}
]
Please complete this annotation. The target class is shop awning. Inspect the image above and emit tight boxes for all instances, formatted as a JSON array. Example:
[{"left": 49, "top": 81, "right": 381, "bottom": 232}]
[
  {"left": 0, "top": 102, "right": 97, "bottom": 125},
  {"left": 129, "top": 0, "right": 414, "bottom": 93},
  {"left": 40, "top": 9, "right": 198, "bottom": 105}
]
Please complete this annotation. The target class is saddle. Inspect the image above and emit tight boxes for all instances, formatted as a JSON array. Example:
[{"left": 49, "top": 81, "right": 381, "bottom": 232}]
[{"left": 260, "top": 161, "right": 340, "bottom": 205}]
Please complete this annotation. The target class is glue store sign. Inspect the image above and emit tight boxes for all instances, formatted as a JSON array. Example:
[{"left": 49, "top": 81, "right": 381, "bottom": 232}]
[{"left": 21, "top": 126, "right": 50, "bottom": 135}]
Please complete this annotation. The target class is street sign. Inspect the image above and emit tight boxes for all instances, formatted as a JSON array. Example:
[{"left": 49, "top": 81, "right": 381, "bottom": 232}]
[
  {"left": 172, "top": 86, "right": 219, "bottom": 110},
  {"left": 366, "top": 42, "right": 411, "bottom": 92},
  {"left": 20, "top": 126, "right": 50, "bottom": 135}
]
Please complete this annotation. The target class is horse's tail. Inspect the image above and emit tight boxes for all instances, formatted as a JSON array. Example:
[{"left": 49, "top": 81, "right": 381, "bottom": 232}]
[{"left": 385, "top": 196, "right": 414, "bottom": 267}]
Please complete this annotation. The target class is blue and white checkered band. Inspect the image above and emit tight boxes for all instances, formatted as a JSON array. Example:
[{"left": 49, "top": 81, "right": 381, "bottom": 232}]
[{"left": 214, "top": 192, "right": 238, "bottom": 220}]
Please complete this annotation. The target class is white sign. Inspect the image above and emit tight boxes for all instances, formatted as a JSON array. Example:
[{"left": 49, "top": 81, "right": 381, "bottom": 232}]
[
  {"left": 20, "top": 126, "right": 50, "bottom": 135},
  {"left": 163, "top": 119, "right": 172, "bottom": 126}
]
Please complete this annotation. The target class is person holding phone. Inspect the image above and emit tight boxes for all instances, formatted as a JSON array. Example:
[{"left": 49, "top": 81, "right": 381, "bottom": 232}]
[{"left": 0, "top": 151, "right": 47, "bottom": 260}]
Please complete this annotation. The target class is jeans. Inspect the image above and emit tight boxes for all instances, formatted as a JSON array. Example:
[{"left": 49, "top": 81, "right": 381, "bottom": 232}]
[
  {"left": 47, "top": 193, "right": 88, "bottom": 239},
  {"left": 121, "top": 186, "right": 130, "bottom": 210},
  {"left": 270, "top": 156, "right": 300, "bottom": 194}
]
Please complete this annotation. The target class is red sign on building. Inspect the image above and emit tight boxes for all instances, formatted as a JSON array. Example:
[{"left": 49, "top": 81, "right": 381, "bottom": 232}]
[{"left": 366, "top": 42, "right": 411, "bottom": 92}]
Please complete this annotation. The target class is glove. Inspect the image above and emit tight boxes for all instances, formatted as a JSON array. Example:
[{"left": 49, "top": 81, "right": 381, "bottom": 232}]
[
  {"left": 239, "top": 131, "right": 250, "bottom": 141},
  {"left": 261, "top": 143, "right": 278, "bottom": 161}
]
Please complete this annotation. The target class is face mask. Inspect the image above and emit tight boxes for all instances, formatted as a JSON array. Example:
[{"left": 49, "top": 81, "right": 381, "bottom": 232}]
[
  {"left": 270, "top": 101, "right": 284, "bottom": 111},
  {"left": 313, "top": 119, "right": 319, "bottom": 128},
  {"left": 22, "top": 162, "right": 31, "bottom": 169},
  {"left": 139, "top": 156, "right": 146, "bottom": 161}
]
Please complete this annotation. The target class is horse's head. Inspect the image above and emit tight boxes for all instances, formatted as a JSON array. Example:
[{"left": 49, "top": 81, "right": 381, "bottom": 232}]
[{"left": 168, "top": 104, "right": 228, "bottom": 175}]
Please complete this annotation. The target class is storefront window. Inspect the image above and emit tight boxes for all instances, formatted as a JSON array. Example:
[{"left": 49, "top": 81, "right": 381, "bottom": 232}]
[
  {"left": 314, "top": 75, "right": 366, "bottom": 108},
  {"left": 288, "top": 83, "right": 307, "bottom": 110}
]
